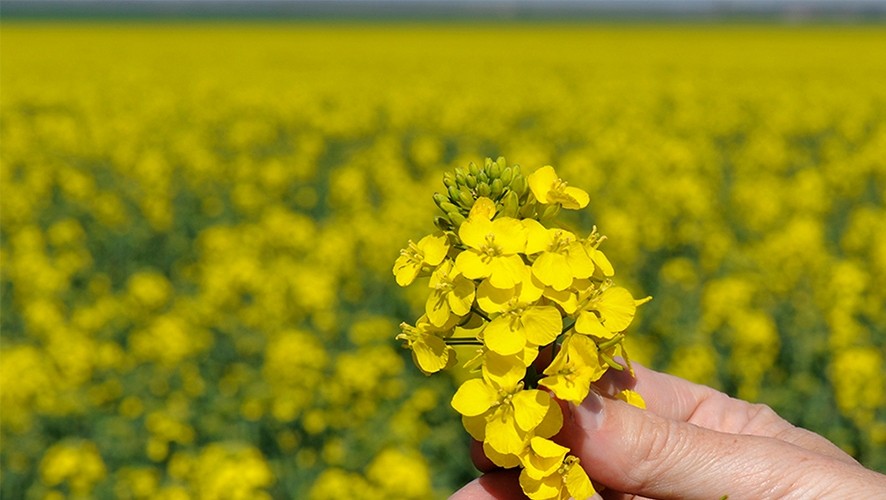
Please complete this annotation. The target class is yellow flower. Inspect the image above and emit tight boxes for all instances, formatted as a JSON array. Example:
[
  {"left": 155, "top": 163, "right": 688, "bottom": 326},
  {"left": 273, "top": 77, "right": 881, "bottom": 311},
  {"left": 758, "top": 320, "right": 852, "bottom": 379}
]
[
  {"left": 425, "top": 259, "right": 475, "bottom": 327},
  {"left": 575, "top": 286, "right": 640, "bottom": 339},
  {"left": 476, "top": 276, "right": 562, "bottom": 356},
  {"left": 519, "top": 455, "right": 594, "bottom": 500},
  {"left": 527, "top": 166, "right": 589, "bottom": 210},
  {"left": 396, "top": 315, "right": 457, "bottom": 375},
  {"left": 451, "top": 353, "right": 558, "bottom": 455},
  {"left": 524, "top": 220, "right": 595, "bottom": 291},
  {"left": 539, "top": 334, "right": 606, "bottom": 403},
  {"left": 455, "top": 198, "right": 527, "bottom": 289},
  {"left": 393, "top": 233, "right": 450, "bottom": 287},
  {"left": 521, "top": 437, "right": 569, "bottom": 480}
]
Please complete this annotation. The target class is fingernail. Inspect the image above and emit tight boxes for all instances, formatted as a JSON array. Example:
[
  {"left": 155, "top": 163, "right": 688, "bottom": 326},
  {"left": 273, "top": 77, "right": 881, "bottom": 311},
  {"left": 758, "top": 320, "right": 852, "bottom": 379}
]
[{"left": 575, "top": 389, "right": 605, "bottom": 431}]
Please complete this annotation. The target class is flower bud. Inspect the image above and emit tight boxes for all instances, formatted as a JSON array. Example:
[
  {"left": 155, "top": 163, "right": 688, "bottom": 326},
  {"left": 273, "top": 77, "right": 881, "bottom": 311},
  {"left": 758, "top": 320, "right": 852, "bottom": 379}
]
[
  {"left": 433, "top": 216, "right": 453, "bottom": 232},
  {"left": 477, "top": 182, "right": 491, "bottom": 197},
  {"left": 433, "top": 192, "right": 449, "bottom": 209},
  {"left": 500, "top": 166, "right": 513, "bottom": 185},
  {"left": 465, "top": 174, "right": 478, "bottom": 189},
  {"left": 499, "top": 190, "right": 520, "bottom": 218},
  {"left": 443, "top": 172, "right": 456, "bottom": 189},
  {"left": 490, "top": 178, "right": 504, "bottom": 198},
  {"left": 468, "top": 162, "right": 480, "bottom": 177},
  {"left": 457, "top": 186, "right": 475, "bottom": 208}
]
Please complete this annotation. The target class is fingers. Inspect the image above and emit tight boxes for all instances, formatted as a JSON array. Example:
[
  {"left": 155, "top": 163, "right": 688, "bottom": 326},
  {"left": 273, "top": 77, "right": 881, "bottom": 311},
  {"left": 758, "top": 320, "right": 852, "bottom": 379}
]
[
  {"left": 595, "top": 364, "right": 857, "bottom": 464},
  {"left": 559, "top": 392, "right": 873, "bottom": 499},
  {"left": 448, "top": 469, "right": 525, "bottom": 499}
]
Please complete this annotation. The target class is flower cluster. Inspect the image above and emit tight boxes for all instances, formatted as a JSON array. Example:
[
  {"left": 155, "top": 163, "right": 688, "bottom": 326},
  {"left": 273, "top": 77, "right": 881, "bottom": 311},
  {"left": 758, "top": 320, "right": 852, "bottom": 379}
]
[{"left": 395, "top": 159, "right": 650, "bottom": 499}]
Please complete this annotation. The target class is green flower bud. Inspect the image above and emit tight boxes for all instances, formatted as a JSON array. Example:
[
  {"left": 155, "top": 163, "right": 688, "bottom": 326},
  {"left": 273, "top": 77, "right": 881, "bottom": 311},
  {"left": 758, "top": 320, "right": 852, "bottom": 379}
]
[
  {"left": 541, "top": 203, "right": 561, "bottom": 221},
  {"left": 500, "top": 166, "right": 513, "bottom": 185},
  {"left": 511, "top": 174, "right": 528, "bottom": 198},
  {"left": 433, "top": 192, "right": 449, "bottom": 209},
  {"left": 440, "top": 201, "right": 461, "bottom": 214},
  {"left": 496, "top": 156, "right": 507, "bottom": 169},
  {"left": 455, "top": 166, "right": 467, "bottom": 178},
  {"left": 449, "top": 211, "right": 466, "bottom": 227},
  {"left": 489, "top": 161, "right": 501, "bottom": 179},
  {"left": 455, "top": 172, "right": 466, "bottom": 186},
  {"left": 477, "top": 182, "right": 491, "bottom": 197},
  {"left": 478, "top": 171, "right": 488, "bottom": 184},
  {"left": 468, "top": 162, "right": 480, "bottom": 177},
  {"left": 448, "top": 185, "right": 461, "bottom": 202},
  {"left": 490, "top": 178, "right": 504, "bottom": 198},
  {"left": 465, "top": 174, "right": 477, "bottom": 189},
  {"left": 458, "top": 186, "right": 474, "bottom": 208},
  {"left": 434, "top": 216, "right": 453, "bottom": 232},
  {"left": 443, "top": 172, "right": 456, "bottom": 189},
  {"left": 499, "top": 190, "right": 520, "bottom": 218}
]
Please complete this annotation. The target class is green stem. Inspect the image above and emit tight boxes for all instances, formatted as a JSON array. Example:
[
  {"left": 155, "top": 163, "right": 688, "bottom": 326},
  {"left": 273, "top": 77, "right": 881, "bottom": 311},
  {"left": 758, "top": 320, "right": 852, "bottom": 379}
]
[
  {"left": 445, "top": 338, "right": 483, "bottom": 346},
  {"left": 471, "top": 307, "right": 491, "bottom": 322}
]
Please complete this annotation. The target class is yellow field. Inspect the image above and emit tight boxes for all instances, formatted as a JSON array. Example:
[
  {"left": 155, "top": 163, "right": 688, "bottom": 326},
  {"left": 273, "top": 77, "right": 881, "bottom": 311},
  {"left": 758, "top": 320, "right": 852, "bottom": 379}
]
[{"left": 2, "top": 23, "right": 885, "bottom": 498}]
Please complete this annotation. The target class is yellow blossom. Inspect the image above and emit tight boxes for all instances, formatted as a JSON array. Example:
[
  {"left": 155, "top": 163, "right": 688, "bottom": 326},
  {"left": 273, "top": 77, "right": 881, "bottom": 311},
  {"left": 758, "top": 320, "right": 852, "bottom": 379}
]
[
  {"left": 425, "top": 259, "right": 475, "bottom": 327},
  {"left": 451, "top": 353, "right": 558, "bottom": 455},
  {"left": 539, "top": 334, "right": 606, "bottom": 403},
  {"left": 527, "top": 166, "right": 589, "bottom": 210},
  {"left": 519, "top": 455, "right": 594, "bottom": 500},
  {"left": 396, "top": 315, "right": 458, "bottom": 375},
  {"left": 476, "top": 276, "right": 562, "bottom": 356},
  {"left": 455, "top": 198, "right": 527, "bottom": 289},
  {"left": 393, "top": 233, "right": 450, "bottom": 286},
  {"left": 524, "top": 219, "right": 595, "bottom": 291}
]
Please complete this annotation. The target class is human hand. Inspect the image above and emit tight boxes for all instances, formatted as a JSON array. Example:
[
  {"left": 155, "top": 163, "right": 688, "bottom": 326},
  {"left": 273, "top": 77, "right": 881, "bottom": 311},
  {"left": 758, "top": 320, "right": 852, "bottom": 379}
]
[{"left": 452, "top": 363, "right": 886, "bottom": 499}]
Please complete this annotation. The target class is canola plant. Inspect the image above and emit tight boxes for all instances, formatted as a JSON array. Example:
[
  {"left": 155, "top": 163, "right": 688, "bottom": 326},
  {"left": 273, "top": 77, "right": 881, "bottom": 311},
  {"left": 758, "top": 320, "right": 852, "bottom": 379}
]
[{"left": 1, "top": 23, "right": 885, "bottom": 498}]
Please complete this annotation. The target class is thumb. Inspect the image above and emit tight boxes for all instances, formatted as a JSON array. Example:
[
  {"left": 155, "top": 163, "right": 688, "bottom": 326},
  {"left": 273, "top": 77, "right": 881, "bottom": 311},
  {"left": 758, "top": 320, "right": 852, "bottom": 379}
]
[{"left": 560, "top": 392, "right": 852, "bottom": 499}]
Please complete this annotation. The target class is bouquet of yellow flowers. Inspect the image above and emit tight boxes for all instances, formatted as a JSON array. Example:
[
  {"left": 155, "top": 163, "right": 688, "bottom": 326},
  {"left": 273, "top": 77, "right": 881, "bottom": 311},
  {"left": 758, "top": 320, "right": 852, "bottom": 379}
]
[{"left": 394, "top": 158, "right": 649, "bottom": 500}]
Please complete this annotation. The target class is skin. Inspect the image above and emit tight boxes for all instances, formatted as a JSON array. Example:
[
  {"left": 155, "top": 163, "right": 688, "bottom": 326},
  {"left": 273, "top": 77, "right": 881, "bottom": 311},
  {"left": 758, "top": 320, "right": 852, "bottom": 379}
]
[{"left": 451, "top": 364, "right": 886, "bottom": 500}]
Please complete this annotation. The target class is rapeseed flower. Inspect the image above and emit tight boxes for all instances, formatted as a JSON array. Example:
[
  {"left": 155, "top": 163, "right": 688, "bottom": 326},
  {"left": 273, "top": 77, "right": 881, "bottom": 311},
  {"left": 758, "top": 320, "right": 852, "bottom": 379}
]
[
  {"left": 393, "top": 233, "right": 449, "bottom": 287},
  {"left": 527, "top": 165, "right": 589, "bottom": 210},
  {"left": 396, "top": 159, "right": 649, "bottom": 497}
]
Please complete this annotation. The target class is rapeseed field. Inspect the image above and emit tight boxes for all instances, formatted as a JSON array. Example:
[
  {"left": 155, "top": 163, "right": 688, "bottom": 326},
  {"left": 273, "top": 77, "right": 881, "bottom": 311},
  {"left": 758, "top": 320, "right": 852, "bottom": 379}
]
[{"left": 1, "top": 23, "right": 885, "bottom": 498}]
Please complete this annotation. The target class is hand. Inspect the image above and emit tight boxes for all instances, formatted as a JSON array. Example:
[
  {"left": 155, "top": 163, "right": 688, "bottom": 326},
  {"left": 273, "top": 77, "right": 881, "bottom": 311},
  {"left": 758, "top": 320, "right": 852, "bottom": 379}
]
[{"left": 452, "top": 363, "right": 886, "bottom": 499}]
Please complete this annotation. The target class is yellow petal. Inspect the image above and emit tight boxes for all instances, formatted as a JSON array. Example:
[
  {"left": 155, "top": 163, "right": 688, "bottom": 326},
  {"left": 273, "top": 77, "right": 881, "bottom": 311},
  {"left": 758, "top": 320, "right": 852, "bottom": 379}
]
[
  {"left": 519, "top": 469, "right": 560, "bottom": 500},
  {"left": 523, "top": 218, "right": 550, "bottom": 255},
  {"left": 448, "top": 277, "right": 475, "bottom": 316},
  {"left": 574, "top": 311, "right": 612, "bottom": 338},
  {"left": 458, "top": 217, "right": 494, "bottom": 250},
  {"left": 487, "top": 255, "right": 526, "bottom": 289},
  {"left": 527, "top": 165, "right": 558, "bottom": 202},
  {"left": 532, "top": 252, "right": 572, "bottom": 291},
  {"left": 451, "top": 379, "right": 498, "bottom": 417},
  {"left": 598, "top": 286, "right": 636, "bottom": 332},
  {"left": 566, "top": 242, "right": 595, "bottom": 279},
  {"left": 616, "top": 389, "right": 647, "bottom": 409},
  {"left": 521, "top": 306, "right": 562, "bottom": 347},
  {"left": 483, "top": 351, "right": 526, "bottom": 389},
  {"left": 412, "top": 335, "right": 455, "bottom": 374},
  {"left": 476, "top": 279, "right": 514, "bottom": 314},
  {"left": 562, "top": 186, "right": 589, "bottom": 209},
  {"left": 565, "top": 458, "right": 594, "bottom": 499},
  {"left": 485, "top": 410, "right": 525, "bottom": 455},
  {"left": 512, "top": 389, "right": 550, "bottom": 432},
  {"left": 462, "top": 414, "right": 487, "bottom": 441},
  {"left": 455, "top": 250, "right": 489, "bottom": 280},
  {"left": 393, "top": 255, "right": 420, "bottom": 287},
  {"left": 592, "top": 248, "right": 614, "bottom": 277},
  {"left": 483, "top": 441, "right": 522, "bottom": 469},
  {"left": 469, "top": 196, "right": 496, "bottom": 221},
  {"left": 490, "top": 218, "right": 527, "bottom": 254},
  {"left": 418, "top": 233, "right": 450, "bottom": 266},
  {"left": 534, "top": 399, "right": 563, "bottom": 439},
  {"left": 484, "top": 317, "right": 525, "bottom": 356}
]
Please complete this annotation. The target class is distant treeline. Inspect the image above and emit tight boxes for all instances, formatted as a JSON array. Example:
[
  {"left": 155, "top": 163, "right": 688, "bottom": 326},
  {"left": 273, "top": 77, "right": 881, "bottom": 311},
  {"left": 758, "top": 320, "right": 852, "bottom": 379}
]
[{"left": 3, "top": 0, "right": 886, "bottom": 21}]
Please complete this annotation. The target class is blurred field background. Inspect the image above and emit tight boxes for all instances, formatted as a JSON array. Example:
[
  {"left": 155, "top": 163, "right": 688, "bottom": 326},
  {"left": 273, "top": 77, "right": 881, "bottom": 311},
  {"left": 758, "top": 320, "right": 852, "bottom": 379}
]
[{"left": 2, "top": 21, "right": 885, "bottom": 498}]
